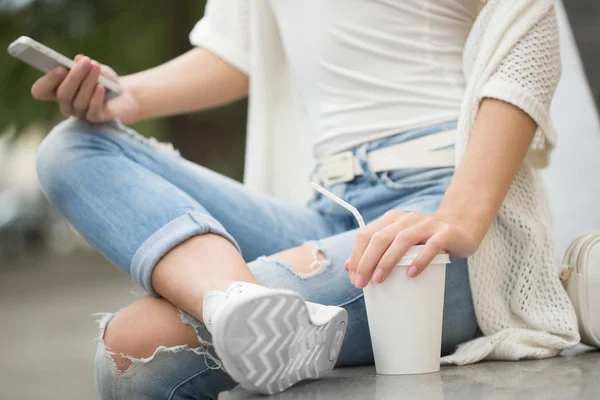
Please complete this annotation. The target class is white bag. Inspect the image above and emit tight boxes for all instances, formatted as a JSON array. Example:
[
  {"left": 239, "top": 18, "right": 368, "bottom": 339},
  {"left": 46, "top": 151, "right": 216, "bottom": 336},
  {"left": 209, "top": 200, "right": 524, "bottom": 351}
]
[{"left": 561, "top": 231, "right": 600, "bottom": 347}]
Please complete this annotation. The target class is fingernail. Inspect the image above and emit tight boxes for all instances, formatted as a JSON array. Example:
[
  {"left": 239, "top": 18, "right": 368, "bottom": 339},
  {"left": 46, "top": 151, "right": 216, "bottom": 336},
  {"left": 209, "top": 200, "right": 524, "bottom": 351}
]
[
  {"left": 55, "top": 68, "right": 66, "bottom": 77},
  {"left": 355, "top": 275, "right": 366, "bottom": 289},
  {"left": 372, "top": 269, "right": 384, "bottom": 283},
  {"left": 407, "top": 266, "right": 418, "bottom": 277}
]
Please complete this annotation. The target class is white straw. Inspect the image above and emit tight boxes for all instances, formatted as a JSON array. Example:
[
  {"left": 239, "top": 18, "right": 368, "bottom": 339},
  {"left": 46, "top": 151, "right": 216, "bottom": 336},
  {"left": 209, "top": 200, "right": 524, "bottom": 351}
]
[{"left": 311, "top": 181, "right": 366, "bottom": 229}]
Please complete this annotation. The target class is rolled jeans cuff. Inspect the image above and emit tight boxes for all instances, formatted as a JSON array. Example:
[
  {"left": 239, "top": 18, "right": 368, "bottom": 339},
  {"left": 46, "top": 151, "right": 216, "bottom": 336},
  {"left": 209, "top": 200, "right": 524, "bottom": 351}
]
[{"left": 130, "top": 212, "right": 241, "bottom": 296}]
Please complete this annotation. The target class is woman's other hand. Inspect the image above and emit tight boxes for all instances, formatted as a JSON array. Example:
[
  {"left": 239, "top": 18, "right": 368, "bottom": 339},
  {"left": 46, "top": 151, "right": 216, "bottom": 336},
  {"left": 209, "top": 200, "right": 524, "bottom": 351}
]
[
  {"left": 344, "top": 210, "right": 481, "bottom": 288},
  {"left": 345, "top": 98, "right": 539, "bottom": 289}
]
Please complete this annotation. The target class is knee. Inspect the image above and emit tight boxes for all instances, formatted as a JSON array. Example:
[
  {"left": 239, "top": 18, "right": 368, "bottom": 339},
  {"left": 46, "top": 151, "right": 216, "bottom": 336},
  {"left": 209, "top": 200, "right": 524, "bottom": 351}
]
[
  {"left": 99, "top": 297, "right": 201, "bottom": 373},
  {"left": 36, "top": 118, "right": 117, "bottom": 201},
  {"left": 94, "top": 301, "right": 226, "bottom": 400}
]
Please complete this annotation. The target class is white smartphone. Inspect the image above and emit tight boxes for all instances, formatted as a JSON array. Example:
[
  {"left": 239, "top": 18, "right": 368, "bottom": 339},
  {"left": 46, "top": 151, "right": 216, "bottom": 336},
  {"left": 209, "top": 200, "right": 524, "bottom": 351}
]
[{"left": 7, "top": 36, "right": 122, "bottom": 100}]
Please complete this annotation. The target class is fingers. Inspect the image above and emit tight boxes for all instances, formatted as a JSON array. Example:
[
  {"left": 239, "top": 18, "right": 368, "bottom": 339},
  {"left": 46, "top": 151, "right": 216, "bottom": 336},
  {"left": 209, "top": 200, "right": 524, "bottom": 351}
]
[
  {"left": 86, "top": 85, "right": 107, "bottom": 122},
  {"left": 31, "top": 54, "right": 111, "bottom": 122},
  {"left": 56, "top": 56, "right": 92, "bottom": 116},
  {"left": 31, "top": 67, "right": 68, "bottom": 100},
  {"left": 75, "top": 54, "right": 113, "bottom": 81},
  {"left": 374, "top": 221, "right": 432, "bottom": 282},
  {"left": 349, "top": 211, "right": 418, "bottom": 288},
  {"left": 73, "top": 61, "right": 101, "bottom": 119},
  {"left": 355, "top": 221, "right": 429, "bottom": 288},
  {"left": 100, "top": 64, "right": 119, "bottom": 81},
  {"left": 346, "top": 210, "right": 403, "bottom": 284},
  {"left": 406, "top": 233, "right": 447, "bottom": 278},
  {"left": 353, "top": 219, "right": 409, "bottom": 287}
]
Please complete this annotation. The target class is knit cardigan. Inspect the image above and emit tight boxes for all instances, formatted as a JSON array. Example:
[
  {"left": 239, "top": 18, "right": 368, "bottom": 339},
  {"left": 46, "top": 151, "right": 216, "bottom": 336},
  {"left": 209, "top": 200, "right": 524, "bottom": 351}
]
[{"left": 190, "top": 0, "right": 580, "bottom": 364}]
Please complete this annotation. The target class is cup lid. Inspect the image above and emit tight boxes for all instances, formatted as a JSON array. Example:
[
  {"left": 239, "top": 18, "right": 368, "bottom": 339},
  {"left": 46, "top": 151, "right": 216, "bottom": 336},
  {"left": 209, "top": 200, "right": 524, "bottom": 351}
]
[{"left": 395, "top": 245, "right": 450, "bottom": 266}]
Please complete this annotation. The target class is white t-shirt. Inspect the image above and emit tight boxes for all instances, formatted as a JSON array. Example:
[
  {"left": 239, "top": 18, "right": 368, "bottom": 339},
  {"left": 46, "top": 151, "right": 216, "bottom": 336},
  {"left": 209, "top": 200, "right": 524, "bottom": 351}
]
[{"left": 268, "top": 0, "right": 483, "bottom": 158}]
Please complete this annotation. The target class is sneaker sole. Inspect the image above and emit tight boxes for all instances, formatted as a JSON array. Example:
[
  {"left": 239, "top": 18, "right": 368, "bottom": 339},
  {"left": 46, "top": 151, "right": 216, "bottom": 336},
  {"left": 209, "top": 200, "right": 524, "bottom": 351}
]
[{"left": 213, "top": 290, "right": 348, "bottom": 395}]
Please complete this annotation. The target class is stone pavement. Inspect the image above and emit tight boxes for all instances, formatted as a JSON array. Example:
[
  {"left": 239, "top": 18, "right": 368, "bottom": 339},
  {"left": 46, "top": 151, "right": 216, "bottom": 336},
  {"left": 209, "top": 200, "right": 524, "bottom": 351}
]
[
  {"left": 224, "top": 347, "right": 600, "bottom": 400},
  {"left": 0, "top": 251, "right": 140, "bottom": 400},
  {"left": 1, "top": 251, "right": 599, "bottom": 400}
]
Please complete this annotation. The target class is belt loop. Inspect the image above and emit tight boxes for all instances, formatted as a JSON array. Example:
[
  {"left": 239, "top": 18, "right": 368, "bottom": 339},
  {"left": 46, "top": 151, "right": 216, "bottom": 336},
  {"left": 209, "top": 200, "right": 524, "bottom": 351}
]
[{"left": 356, "top": 144, "right": 378, "bottom": 184}]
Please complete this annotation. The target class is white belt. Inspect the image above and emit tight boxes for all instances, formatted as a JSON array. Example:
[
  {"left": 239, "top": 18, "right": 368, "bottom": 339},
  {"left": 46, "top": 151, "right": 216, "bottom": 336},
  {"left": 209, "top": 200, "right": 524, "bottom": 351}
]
[{"left": 314, "top": 129, "right": 456, "bottom": 186}]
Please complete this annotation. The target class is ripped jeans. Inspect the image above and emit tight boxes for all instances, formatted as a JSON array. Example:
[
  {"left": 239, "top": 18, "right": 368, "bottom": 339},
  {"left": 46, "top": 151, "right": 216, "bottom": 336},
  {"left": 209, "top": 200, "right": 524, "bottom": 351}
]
[{"left": 36, "top": 118, "right": 481, "bottom": 400}]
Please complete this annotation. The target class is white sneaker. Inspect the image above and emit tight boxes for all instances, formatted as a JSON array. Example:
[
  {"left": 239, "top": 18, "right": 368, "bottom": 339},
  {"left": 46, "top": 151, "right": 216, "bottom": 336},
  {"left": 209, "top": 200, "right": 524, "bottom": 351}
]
[{"left": 203, "top": 282, "right": 348, "bottom": 395}]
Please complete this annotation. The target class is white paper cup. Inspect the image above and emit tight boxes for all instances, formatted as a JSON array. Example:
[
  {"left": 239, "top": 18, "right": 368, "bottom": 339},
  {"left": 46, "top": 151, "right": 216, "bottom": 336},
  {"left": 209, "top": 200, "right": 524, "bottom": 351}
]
[{"left": 363, "top": 245, "right": 450, "bottom": 375}]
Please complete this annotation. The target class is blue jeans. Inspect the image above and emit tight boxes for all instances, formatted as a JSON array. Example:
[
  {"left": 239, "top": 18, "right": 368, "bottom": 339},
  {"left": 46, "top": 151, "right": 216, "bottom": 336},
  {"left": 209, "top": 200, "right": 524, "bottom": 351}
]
[{"left": 36, "top": 119, "right": 480, "bottom": 400}]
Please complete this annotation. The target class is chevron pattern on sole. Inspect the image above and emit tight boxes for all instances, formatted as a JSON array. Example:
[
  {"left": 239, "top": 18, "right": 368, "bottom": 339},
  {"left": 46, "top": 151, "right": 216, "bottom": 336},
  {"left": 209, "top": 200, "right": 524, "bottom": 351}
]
[{"left": 213, "top": 291, "right": 348, "bottom": 395}]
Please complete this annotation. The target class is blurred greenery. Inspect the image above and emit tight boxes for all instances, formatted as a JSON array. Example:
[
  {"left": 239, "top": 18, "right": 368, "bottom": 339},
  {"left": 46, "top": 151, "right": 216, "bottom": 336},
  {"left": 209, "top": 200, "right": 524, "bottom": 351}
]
[{"left": 0, "top": 0, "right": 247, "bottom": 180}]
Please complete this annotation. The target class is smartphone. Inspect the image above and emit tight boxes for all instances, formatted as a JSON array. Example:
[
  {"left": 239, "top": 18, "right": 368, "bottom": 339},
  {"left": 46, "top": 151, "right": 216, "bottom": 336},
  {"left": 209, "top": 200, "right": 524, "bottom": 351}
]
[{"left": 7, "top": 36, "right": 122, "bottom": 100}]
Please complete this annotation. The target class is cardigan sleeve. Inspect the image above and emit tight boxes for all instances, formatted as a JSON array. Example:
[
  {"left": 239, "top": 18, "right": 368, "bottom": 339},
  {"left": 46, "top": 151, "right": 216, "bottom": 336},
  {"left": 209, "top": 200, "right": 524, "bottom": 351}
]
[
  {"left": 479, "top": 8, "right": 561, "bottom": 164},
  {"left": 189, "top": 0, "right": 250, "bottom": 75}
]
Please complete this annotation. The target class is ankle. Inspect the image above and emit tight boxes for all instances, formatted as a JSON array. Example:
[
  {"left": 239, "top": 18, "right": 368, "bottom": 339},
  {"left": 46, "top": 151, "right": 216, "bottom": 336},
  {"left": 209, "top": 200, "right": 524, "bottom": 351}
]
[{"left": 202, "top": 290, "right": 228, "bottom": 332}]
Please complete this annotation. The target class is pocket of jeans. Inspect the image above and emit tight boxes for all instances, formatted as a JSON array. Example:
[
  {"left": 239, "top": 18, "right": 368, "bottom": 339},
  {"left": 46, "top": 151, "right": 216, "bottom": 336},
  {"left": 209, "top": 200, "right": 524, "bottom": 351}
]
[{"left": 378, "top": 168, "right": 453, "bottom": 192}]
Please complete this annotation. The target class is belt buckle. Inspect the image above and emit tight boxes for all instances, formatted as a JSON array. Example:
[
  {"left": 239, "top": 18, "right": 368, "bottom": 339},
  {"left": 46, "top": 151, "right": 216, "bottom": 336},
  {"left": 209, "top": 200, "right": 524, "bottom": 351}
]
[{"left": 319, "top": 151, "right": 355, "bottom": 186}]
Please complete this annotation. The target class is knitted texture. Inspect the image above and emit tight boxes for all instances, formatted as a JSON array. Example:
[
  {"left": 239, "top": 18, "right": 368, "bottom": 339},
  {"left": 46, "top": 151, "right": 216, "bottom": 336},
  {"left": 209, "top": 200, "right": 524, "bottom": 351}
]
[
  {"left": 191, "top": 0, "right": 581, "bottom": 365},
  {"left": 443, "top": 0, "right": 579, "bottom": 364},
  {"left": 494, "top": 11, "right": 562, "bottom": 113},
  {"left": 492, "top": 9, "right": 562, "bottom": 152}
]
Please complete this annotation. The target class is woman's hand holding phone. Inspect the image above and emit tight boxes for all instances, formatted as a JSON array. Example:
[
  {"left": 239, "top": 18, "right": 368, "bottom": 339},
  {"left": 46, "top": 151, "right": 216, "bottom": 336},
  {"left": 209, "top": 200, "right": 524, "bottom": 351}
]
[{"left": 31, "top": 54, "right": 140, "bottom": 124}]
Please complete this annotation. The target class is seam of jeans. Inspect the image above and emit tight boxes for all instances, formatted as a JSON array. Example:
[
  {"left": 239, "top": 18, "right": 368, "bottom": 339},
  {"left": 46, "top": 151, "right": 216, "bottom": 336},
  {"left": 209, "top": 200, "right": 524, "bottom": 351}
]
[
  {"left": 167, "top": 366, "right": 215, "bottom": 400},
  {"left": 336, "top": 292, "right": 365, "bottom": 308}
]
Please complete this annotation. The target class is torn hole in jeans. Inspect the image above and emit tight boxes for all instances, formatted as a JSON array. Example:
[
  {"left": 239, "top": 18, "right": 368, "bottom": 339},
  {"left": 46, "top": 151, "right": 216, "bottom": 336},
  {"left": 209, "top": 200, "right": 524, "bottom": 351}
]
[
  {"left": 112, "top": 120, "right": 181, "bottom": 157},
  {"left": 258, "top": 240, "right": 332, "bottom": 279},
  {"left": 94, "top": 310, "right": 221, "bottom": 377}
]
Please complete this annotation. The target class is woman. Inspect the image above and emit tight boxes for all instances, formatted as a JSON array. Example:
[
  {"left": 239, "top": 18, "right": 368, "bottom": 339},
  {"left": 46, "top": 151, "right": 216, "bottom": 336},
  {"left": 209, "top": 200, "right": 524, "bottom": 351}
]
[{"left": 31, "top": 0, "right": 590, "bottom": 398}]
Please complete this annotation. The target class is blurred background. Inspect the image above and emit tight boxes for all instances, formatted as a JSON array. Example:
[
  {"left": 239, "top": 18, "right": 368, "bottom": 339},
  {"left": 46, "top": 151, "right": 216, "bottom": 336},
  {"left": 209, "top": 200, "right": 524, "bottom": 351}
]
[{"left": 0, "top": 1, "right": 599, "bottom": 399}]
